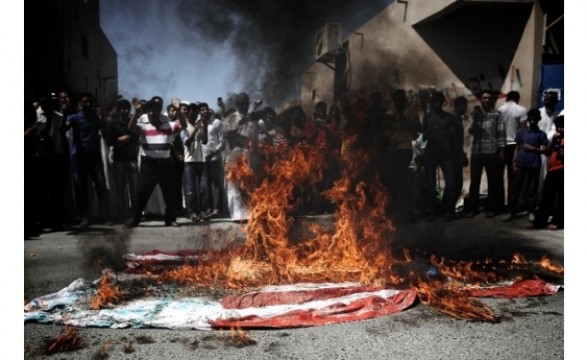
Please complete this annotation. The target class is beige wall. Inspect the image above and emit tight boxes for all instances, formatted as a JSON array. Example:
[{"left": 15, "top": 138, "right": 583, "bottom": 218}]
[
  {"left": 299, "top": 0, "right": 546, "bottom": 198},
  {"left": 301, "top": 0, "right": 545, "bottom": 113}
]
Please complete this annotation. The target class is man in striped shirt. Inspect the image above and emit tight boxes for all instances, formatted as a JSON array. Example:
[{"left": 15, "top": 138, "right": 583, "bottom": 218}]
[{"left": 125, "top": 97, "right": 187, "bottom": 227}]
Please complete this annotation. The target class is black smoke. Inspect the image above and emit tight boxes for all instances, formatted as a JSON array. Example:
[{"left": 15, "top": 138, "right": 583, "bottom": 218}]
[{"left": 103, "top": 0, "right": 393, "bottom": 105}]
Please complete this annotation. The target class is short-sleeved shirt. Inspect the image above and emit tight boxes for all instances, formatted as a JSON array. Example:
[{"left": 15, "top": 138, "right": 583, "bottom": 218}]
[
  {"left": 515, "top": 128, "right": 548, "bottom": 169},
  {"left": 66, "top": 111, "right": 102, "bottom": 156},
  {"left": 180, "top": 121, "right": 206, "bottom": 163},
  {"left": 548, "top": 138, "right": 564, "bottom": 172},
  {"left": 136, "top": 114, "right": 183, "bottom": 159}
]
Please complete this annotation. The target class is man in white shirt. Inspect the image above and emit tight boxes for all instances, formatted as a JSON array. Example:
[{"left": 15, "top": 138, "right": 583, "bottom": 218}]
[{"left": 497, "top": 91, "right": 527, "bottom": 211}]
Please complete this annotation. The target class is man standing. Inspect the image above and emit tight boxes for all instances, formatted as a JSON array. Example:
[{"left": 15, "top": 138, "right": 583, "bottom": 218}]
[
  {"left": 422, "top": 91, "right": 461, "bottom": 221},
  {"left": 65, "top": 92, "right": 110, "bottom": 226},
  {"left": 536, "top": 91, "right": 559, "bottom": 208},
  {"left": 497, "top": 91, "right": 527, "bottom": 211},
  {"left": 106, "top": 99, "right": 139, "bottom": 222},
  {"left": 202, "top": 103, "right": 225, "bottom": 219},
  {"left": 222, "top": 93, "right": 259, "bottom": 221},
  {"left": 465, "top": 90, "right": 506, "bottom": 218},
  {"left": 181, "top": 102, "right": 208, "bottom": 222},
  {"left": 125, "top": 97, "right": 187, "bottom": 227}
]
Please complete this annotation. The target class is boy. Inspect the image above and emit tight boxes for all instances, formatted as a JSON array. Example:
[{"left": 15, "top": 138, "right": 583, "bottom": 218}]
[
  {"left": 531, "top": 115, "right": 564, "bottom": 229},
  {"left": 502, "top": 109, "right": 548, "bottom": 221}
]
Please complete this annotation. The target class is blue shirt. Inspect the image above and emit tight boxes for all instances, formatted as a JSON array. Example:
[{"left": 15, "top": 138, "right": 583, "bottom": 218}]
[
  {"left": 67, "top": 111, "right": 102, "bottom": 156},
  {"left": 515, "top": 128, "right": 548, "bottom": 168}
]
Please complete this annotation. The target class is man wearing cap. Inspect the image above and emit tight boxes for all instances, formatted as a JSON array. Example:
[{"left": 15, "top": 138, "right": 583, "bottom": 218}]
[{"left": 125, "top": 96, "right": 187, "bottom": 227}]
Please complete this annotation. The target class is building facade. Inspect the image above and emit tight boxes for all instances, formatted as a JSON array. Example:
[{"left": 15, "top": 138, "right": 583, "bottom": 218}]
[
  {"left": 25, "top": 0, "right": 118, "bottom": 106},
  {"left": 301, "top": 0, "right": 563, "bottom": 114}
]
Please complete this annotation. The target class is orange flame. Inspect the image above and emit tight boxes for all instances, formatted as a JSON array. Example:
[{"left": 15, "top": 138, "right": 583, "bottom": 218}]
[
  {"left": 156, "top": 98, "right": 563, "bottom": 322},
  {"left": 91, "top": 270, "right": 122, "bottom": 310},
  {"left": 46, "top": 326, "right": 85, "bottom": 354}
]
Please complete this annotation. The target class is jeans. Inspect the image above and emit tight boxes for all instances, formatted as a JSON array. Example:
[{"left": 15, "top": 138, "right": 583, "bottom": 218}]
[
  {"left": 206, "top": 159, "right": 225, "bottom": 212},
  {"left": 71, "top": 152, "right": 110, "bottom": 220},
  {"left": 184, "top": 161, "right": 207, "bottom": 215}
]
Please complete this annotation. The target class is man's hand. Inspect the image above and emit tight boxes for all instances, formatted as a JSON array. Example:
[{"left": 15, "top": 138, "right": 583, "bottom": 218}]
[
  {"left": 117, "top": 134, "right": 130, "bottom": 142},
  {"left": 132, "top": 97, "right": 142, "bottom": 111},
  {"left": 171, "top": 97, "right": 181, "bottom": 110}
]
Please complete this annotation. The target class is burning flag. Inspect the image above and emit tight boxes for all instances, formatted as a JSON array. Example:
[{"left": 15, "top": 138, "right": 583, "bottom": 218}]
[{"left": 24, "top": 97, "right": 563, "bottom": 329}]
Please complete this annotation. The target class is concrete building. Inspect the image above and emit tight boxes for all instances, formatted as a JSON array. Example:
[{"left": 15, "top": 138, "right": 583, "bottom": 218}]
[
  {"left": 25, "top": 0, "right": 118, "bottom": 106},
  {"left": 301, "top": 0, "right": 563, "bottom": 115}
]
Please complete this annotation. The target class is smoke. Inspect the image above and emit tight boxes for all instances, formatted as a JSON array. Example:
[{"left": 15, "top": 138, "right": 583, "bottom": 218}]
[
  {"left": 77, "top": 227, "right": 132, "bottom": 279},
  {"left": 102, "top": 0, "right": 393, "bottom": 105}
]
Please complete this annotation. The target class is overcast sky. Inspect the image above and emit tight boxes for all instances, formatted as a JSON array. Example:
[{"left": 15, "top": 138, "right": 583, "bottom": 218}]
[{"left": 100, "top": 0, "right": 393, "bottom": 109}]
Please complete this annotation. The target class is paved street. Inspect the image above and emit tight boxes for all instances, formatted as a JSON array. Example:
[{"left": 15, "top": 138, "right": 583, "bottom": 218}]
[{"left": 23, "top": 213, "right": 564, "bottom": 359}]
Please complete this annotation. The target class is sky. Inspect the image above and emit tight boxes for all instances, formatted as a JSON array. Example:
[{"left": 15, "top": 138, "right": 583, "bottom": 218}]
[{"left": 100, "top": 0, "right": 393, "bottom": 109}]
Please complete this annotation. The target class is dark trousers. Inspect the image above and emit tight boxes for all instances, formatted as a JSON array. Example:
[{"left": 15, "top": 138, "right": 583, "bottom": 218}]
[
  {"left": 468, "top": 153, "right": 500, "bottom": 213},
  {"left": 389, "top": 149, "right": 414, "bottom": 221},
  {"left": 71, "top": 152, "right": 109, "bottom": 220},
  {"left": 534, "top": 170, "right": 564, "bottom": 228},
  {"left": 38, "top": 153, "right": 69, "bottom": 226},
  {"left": 132, "top": 157, "right": 177, "bottom": 223},
  {"left": 112, "top": 160, "right": 139, "bottom": 219},
  {"left": 497, "top": 144, "right": 516, "bottom": 210},
  {"left": 206, "top": 159, "right": 225, "bottom": 212},
  {"left": 507, "top": 166, "right": 540, "bottom": 214},
  {"left": 426, "top": 154, "right": 456, "bottom": 216},
  {"left": 184, "top": 161, "right": 207, "bottom": 215}
]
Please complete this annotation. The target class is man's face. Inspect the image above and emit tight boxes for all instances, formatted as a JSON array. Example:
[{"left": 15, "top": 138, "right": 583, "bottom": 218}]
[
  {"left": 527, "top": 114, "right": 540, "bottom": 127},
  {"left": 236, "top": 98, "right": 249, "bottom": 114},
  {"left": 480, "top": 93, "right": 493, "bottom": 111},
  {"left": 199, "top": 106, "right": 210, "bottom": 120},
  {"left": 179, "top": 105, "right": 189, "bottom": 118},
  {"left": 79, "top": 96, "right": 94, "bottom": 113},
  {"left": 59, "top": 92, "right": 71, "bottom": 111},
  {"left": 314, "top": 107, "right": 327, "bottom": 120},
  {"left": 120, "top": 106, "right": 131, "bottom": 119},
  {"left": 147, "top": 106, "right": 161, "bottom": 124},
  {"left": 543, "top": 93, "right": 558, "bottom": 109},
  {"left": 168, "top": 107, "right": 177, "bottom": 119},
  {"left": 109, "top": 105, "right": 120, "bottom": 120}
]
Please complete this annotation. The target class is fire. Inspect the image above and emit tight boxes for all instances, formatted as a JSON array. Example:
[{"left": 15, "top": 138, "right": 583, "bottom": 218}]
[
  {"left": 417, "top": 280, "right": 498, "bottom": 323},
  {"left": 46, "top": 326, "right": 85, "bottom": 354},
  {"left": 539, "top": 255, "right": 564, "bottom": 274},
  {"left": 228, "top": 324, "right": 256, "bottom": 347},
  {"left": 130, "top": 97, "right": 561, "bottom": 322},
  {"left": 91, "top": 269, "right": 122, "bottom": 310}
]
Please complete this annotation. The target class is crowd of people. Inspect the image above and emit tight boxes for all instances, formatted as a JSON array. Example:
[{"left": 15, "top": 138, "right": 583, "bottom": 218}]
[{"left": 24, "top": 88, "right": 564, "bottom": 238}]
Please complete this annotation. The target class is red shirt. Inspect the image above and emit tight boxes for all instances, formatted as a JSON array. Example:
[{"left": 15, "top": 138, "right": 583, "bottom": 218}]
[{"left": 547, "top": 138, "right": 564, "bottom": 172}]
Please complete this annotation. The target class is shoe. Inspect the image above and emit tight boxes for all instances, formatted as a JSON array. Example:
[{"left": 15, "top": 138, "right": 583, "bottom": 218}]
[
  {"left": 528, "top": 213, "right": 535, "bottom": 222},
  {"left": 165, "top": 220, "right": 180, "bottom": 227},
  {"left": 190, "top": 213, "right": 201, "bottom": 222},
  {"left": 203, "top": 210, "right": 220, "bottom": 220},
  {"left": 501, "top": 213, "right": 514, "bottom": 222},
  {"left": 484, "top": 211, "right": 496, "bottom": 218},
  {"left": 546, "top": 224, "right": 559, "bottom": 230},
  {"left": 79, "top": 218, "right": 90, "bottom": 228},
  {"left": 124, "top": 218, "right": 140, "bottom": 228},
  {"left": 464, "top": 211, "right": 476, "bottom": 218}
]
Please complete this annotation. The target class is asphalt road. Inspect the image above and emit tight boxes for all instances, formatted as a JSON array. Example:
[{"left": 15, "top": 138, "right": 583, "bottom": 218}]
[{"left": 23, "top": 213, "right": 564, "bottom": 360}]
